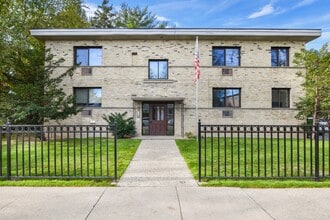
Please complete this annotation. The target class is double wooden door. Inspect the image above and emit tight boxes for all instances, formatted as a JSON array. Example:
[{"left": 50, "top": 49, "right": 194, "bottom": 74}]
[{"left": 142, "top": 102, "right": 174, "bottom": 136}]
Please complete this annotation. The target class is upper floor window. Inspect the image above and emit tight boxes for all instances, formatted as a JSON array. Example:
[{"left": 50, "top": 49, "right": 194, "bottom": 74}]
[
  {"left": 271, "top": 47, "right": 289, "bottom": 67},
  {"left": 149, "top": 59, "right": 168, "bottom": 79},
  {"left": 74, "top": 87, "right": 102, "bottom": 107},
  {"left": 272, "top": 88, "right": 290, "bottom": 108},
  {"left": 212, "top": 47, "right": 240, "bottom": 66},
  {"left": 213, "top": 88, "right": 241, "bottom": 107},
  {"left": 74, "top": 47, "right": 102, "bottom": 66}
]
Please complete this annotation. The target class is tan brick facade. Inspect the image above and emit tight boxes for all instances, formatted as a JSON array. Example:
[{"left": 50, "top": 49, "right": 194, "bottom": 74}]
[{"left": 32, "top": 29, "right": 321, "bottom": 137}]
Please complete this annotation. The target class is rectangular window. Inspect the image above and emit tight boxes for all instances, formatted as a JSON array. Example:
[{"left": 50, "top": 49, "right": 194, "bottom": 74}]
[
  {"left": 74, "top": 47, "right": 102, "bottom": 66},
  {"left": 212, "top": 47, "right": 240, "bottom": 66},
  {"left": 271, "top": 47, "right": 289, "bottom": 67},
  {"left": 149, "top": 60, "right": 168, "bottom": 79},
  {"left": 167, "top": 103, "right": 174, "bottom": 135},
  {"left": 74, "top": 87, "right": 102, "bottom": 107},
  {"left": 142, "top": 103, "right": 150, "bottom": 135},
  {"left": 213, "top": 88, "right": 241, "bottom": 107},
  {"left": 272, "top": 88, "right": 290, "bottom": 108}
]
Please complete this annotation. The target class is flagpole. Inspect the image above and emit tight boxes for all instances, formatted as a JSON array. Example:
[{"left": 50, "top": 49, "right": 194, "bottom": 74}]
[
  {"left": 194, "top": 36, "right": 200, "bottom": 141},
  {"left": 196, "top": 74, "right": 199, "bottom": 141}
]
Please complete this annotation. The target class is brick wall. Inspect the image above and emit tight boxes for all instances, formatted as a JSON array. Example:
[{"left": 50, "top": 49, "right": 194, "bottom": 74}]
[{"left": 46, "top": 39, "right": 305, "bottom": 136}]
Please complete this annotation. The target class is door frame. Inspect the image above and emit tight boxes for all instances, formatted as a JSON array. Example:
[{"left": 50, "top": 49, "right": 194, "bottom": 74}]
[{"left": 141, "top": 102, "right": 175, "bottom": 136}]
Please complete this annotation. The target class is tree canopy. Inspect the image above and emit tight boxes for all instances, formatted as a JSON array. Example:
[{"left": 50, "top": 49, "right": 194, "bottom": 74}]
[
  {"left": 90, "top": 1, "right": 170, "bottom": 28},
  {"left": 115, "top": 3, "right": 168, "bottom": 28},
  {"left": 0, "top": 0, "right": 88, "bottom": 124},
  {"left": 91, "top": 0, "right": 115, "bottom": 28},
  {"left": 294, "top": 44, "right": 330, "bottom": 124},
  {"left": 0, "top": 0, "right": 171, "bottom": 124}
]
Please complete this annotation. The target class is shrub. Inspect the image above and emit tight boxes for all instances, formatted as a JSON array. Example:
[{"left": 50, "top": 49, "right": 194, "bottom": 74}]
[
  {"left": 185, "top": 132, "right": 196, "bottom": 139},
  {"left": 102, "top": 112, "right": 136, "bottom": 138}
]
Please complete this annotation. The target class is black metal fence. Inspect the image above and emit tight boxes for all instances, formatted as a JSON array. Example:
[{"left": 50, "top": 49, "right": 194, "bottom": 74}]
[
  {"left": 0, "top": 124, "right": 117, "bottom": 180},
  {"left": 198, "top": 121, "right": 330, "bottom": 181}
]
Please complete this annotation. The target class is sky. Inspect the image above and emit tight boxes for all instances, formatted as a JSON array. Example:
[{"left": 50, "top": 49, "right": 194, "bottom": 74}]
[{"left": 84, "top": 0, "right": 330, "bottom": 49}]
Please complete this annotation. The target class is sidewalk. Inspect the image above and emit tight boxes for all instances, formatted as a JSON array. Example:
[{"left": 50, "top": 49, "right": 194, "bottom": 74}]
[
  {"left": 0, "top": 140, "right": 330, "bottom": 219},
  {"left": 1, "top": 187, "right": 330, "bottom": 219},
  {"left": 118, "top": 140, "right": 198, "bottom": 187}
]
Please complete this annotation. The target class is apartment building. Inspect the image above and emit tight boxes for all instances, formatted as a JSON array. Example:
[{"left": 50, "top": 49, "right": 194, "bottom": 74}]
[{"left": 31, "top": 28, "right": 321, "bottom": 137}]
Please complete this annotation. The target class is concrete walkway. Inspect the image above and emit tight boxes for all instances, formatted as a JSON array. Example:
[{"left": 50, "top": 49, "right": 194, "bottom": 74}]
[
  {"left": 0, "top": 140, "right": 330, "bottom": 219},
  {"left": 118, "top": 140, "right": 197, "bottom": 187},
  {"left": 1, "top": 187, "right": 330, "bottom": 219}
]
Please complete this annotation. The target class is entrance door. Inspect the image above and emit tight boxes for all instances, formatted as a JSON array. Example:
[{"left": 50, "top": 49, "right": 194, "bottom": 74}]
[
  {"left": 142, "top": 102, "right": 175, "bottom": 136},
  {"left": 150, "top": 104, "right": 167, "bottom": 135}
]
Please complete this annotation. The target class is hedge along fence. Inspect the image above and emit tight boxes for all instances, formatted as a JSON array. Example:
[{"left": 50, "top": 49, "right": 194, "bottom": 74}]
[{"left": 0, "top": 124, "right": 117, "bottom": 180}]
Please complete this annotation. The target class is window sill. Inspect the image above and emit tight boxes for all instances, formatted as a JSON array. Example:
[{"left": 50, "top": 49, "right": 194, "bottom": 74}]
[
  {"left": 77, "top": 106, "right": 102, "bottom": 108},
  {"left": 143, "top": 79, "right": 177, "bottom": 83},
  {"left": 212, "top": 66, "right": 240, "bottom": 68},
  {"left": 213, "top": 107, "right": 241, "bottom": 108}
]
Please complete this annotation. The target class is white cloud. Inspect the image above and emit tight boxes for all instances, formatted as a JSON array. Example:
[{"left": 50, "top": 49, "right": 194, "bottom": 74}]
[
  {"left": 276, "top": 13, "right": 330, "bottom": 28},
  {"left": 248, "top": 3, "right": 275, "bottom": 19},
  {"left": 205, "top": 0, "right": 240, "bottom": 15},
  {"left": 306, "top": 31, "right": 330, "bottom": 50},
  {"left": 156, "top": 15, "right": 180, "bottom": 28},
  {"left": 156, "top": 15, "right": 170, "bottom": 22},
  {"left": 83, "top": 3, "right": 98, "bottom": 19},
  {"left": 321, "top": 31, "right": 330, "bottom": 40},
  {"left": 150, "top": 0, "right": 201, "bottom": 12},
  {"left": 294, "top": 0, "right": 315, "bottom": 8},
  {"left": 321, "top": 13, "right": 330, "bottom": 20}
]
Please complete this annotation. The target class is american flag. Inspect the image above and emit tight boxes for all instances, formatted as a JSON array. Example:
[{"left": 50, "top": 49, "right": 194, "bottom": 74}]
[{"left": 194, "top": 36, "right": 200, "bottom": 82}]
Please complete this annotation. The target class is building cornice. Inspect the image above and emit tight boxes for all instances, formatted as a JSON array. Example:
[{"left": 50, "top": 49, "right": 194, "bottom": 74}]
[{"left": 30, "top": 28, "right": 321, "bottom": 42}]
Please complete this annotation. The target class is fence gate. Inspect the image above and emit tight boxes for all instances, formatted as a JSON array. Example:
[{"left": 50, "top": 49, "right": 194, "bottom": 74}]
[
  {"left": 0, "top": 124, "right": 117, "bottom": 181},
  {"left": 198, "top": 121, "right": 330, "bottom": 181}
]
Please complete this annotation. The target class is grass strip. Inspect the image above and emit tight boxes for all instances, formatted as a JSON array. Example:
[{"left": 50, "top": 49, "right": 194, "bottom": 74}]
[
  {"left": 176, "top": 138, "right": 330, "bottom": 188},
  {"left": 1, "top": 139, "right": 141, "bottom": 186}
]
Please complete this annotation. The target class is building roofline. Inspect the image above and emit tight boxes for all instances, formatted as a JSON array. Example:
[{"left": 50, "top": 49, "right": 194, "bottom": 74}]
[{"left": 30, "top": 28, "right": 321, "bottom": 42}]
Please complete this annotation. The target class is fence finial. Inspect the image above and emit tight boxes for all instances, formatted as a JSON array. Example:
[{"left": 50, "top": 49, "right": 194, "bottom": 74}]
[{"left": 6, "top": 118, "right": 12, "bottom": 126}]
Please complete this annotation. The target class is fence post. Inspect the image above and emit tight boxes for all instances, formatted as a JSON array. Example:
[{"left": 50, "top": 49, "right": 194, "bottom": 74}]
[
  {"left": 113, "top": 123, "right": 118, "bottom": 182},
  {"left": 314, "top": 125, "right": 320, "bottom": 181},
  {"left": 6, "top": 120, "right": 12, "bottom": 180},
  {"left": 198, "top": 120, "right": 201, "bottom": 182}
]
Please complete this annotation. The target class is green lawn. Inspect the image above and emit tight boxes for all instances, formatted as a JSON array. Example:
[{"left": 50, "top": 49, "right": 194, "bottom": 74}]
[
  {"left": 176, "top": 138, "right": 330, "bottom": 187},
  {"left": 0, "top": 138, "right": 141, "bottom": 186}
]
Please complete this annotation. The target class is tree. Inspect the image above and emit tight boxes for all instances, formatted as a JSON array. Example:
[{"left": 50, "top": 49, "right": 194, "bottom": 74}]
[
  {"left": 115, "top": 3, "right": 168, "bottom": 28},
  {"left": 0, "top": 0, "right": 88, "bottom": 124},
  {"left": 91, "top": 0, "right": 115, "bottom": 28},
  {"left": 294, "top": 44, "right": 330, "bottom": 126},
  {"left": 52, "top": 0, "right": 90, "bottom": 28},
  {"left": 0, "top": 47, "right": 79, "bottom": 124}
]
